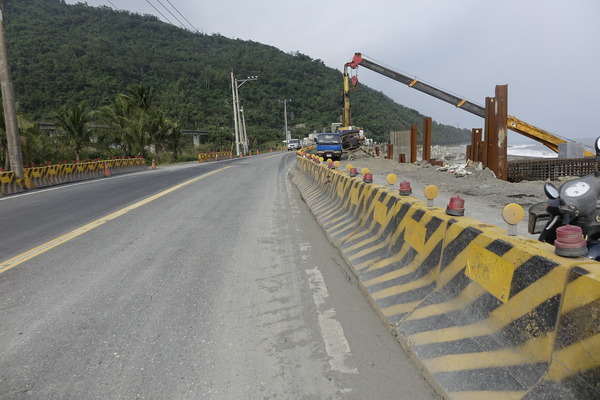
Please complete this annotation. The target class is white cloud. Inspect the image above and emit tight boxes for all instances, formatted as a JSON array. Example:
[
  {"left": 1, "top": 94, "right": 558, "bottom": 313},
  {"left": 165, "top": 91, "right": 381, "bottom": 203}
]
[{"left": 63, "top": 0, "right": 600, "bottom": 139}]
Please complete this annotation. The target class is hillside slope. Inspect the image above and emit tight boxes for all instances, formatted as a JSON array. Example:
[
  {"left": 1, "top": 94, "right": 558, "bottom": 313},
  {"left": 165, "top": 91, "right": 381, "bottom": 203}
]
[{"left": 4, "top": 0, "right": 470, "bottom": 145}]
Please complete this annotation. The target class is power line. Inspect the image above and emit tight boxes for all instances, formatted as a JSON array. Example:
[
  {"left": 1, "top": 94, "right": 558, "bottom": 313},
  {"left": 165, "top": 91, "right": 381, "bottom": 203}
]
[
  {"left": 164, "top": 0, "right": 199, "bottom": 33},
  {"left": 106, "top": 0, "right": 119, "bottom": 10},
  {"left": 144, "top": 0, "right": 175, "bottom": 26},
  {"left": 155, "top": 0, "right": 186, "bottom": 30},
  {"left": 100, "top": 0, "right": 200, "bottom": 34}
]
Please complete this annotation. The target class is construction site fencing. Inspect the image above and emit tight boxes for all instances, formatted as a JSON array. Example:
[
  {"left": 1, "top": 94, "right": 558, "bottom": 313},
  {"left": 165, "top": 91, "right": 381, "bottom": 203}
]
[{"left": 507, "top": 157, "right": 599, "bottom": 182}]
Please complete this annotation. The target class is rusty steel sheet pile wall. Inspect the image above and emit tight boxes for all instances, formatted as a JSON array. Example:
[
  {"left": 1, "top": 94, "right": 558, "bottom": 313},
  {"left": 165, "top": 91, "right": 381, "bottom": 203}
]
[
  {"left": 0, "top": 159, "right": 147, "bottom": 196},
  {"left": 291, "top": 155, "right": 600, "bottom": 400}
]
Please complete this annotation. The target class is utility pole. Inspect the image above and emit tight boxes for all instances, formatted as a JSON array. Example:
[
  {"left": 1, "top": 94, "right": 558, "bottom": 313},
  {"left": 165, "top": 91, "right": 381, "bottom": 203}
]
[
  {"left": 231, "top": 73, "right": 257, "bottom": 156},
  {"left": 0, "top": 0, "right": 23, "bottom": 178},
  {"left": 240, "top": 107, "right": 248, "bottom": 154},
  {"left": 230, "top": 71, "right": 241, "bottom": 156},
  {"left": 234, "top": 81, "right": 243, "bottom": 155},
  {"left": 280, "top": 99, "right": 291, "bottom": 143}
]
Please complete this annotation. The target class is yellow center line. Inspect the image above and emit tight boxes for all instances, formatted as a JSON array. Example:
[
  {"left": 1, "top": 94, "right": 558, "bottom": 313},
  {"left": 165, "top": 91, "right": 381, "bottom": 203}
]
[
  {"left": 265, "top": 153, "right": 286, "bottom": 159},
  {"left": 0, "top": 166, "right": 231, "bottom": 274}
]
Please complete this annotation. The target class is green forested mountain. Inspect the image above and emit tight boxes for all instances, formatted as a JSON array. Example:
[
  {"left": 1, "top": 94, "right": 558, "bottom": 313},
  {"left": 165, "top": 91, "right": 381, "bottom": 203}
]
[{"left": 4, "top": 0, "right": 470, "bottom": 146}]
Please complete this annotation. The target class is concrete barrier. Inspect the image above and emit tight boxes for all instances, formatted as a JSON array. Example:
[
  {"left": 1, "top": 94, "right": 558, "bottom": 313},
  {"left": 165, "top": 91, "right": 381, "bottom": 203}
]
[
  {"left": 292, "top": 155, "right": 600, "bottom": 400},
  {"left": 526, "top": 262, "right": 600, "bottom": 399},
  {"left": 198, "top": 151, "right": 232, "bottom": 162},
  {"left": 0, "top": 170, "right": 25, "bottom": 196},
  {"left": 0, "top": 159, "right": 147, "bottom": 196}
]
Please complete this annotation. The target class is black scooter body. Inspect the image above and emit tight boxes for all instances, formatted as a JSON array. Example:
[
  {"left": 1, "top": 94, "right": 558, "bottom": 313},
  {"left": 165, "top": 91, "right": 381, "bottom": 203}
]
[{"left": 527, "top": 137, "right": 600, "bottom": 261}]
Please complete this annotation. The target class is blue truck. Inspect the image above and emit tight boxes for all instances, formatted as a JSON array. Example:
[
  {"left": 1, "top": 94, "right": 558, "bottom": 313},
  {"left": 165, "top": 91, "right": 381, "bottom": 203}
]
[{"left": 315, "top": 132, "right": 343, "bottom": 161}]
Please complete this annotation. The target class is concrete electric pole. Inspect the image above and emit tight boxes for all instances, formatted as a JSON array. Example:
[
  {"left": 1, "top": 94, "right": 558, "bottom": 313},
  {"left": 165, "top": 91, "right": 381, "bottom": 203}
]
[
  {"left": 230, "top": 71, "right": 241, "bottom": 157},
  {"left": 231, "top": 73, "right": 257, "bottom": 156},
  {"left": 0, "top": 0, "right": 23, "bottom": 178},
  {"left": 280, "top": 99, "right": 291, "bottom": 143}
]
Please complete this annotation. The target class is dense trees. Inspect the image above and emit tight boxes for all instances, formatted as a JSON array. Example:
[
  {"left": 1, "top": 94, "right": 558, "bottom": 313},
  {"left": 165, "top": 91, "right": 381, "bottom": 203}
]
[
  {"left": 0, "top": 0, "right": 471, "bottom": 168},
  {"left": 54, "top": 103, "right": 95, "bottom": 161},
  {"left": 92, "top": 84, "right": 181, "bottom": 160},
  {"left": 0, "top": 84, "right": 189, "bottom": 168}
]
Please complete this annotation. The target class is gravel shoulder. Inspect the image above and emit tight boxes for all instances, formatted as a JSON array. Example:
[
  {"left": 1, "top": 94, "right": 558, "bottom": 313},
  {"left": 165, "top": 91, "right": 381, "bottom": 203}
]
[
  {"left": 343, "top": 148, "right": 548, "bottom": 209},
  {"left": 332, "top": 147, "right": 557, "bottom": 239}
]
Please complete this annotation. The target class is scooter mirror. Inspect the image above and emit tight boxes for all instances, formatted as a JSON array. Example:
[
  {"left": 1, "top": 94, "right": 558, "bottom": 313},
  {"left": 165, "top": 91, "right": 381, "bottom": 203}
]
[
  {"left": 544, "top": 182, "right": 559, "bottom": 199},
  {"left": 595, "top": 136, "right": 600, "bottom": 156}
]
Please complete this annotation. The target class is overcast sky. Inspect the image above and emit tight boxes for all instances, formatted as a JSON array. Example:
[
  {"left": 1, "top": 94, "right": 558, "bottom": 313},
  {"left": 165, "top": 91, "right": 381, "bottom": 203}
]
[{"left": 65, "top": 0, "right": 600, "bottom": 141}]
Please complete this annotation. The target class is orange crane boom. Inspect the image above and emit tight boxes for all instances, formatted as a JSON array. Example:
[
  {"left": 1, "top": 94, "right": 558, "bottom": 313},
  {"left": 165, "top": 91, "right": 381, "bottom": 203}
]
[{"left": 346, "top": 52, "right": 592, "bottom": 156}]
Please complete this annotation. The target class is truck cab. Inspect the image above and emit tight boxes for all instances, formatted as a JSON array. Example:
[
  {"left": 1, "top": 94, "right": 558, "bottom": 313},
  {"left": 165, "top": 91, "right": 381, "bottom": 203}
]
[
  {"left": 287, "top": 139, "right": 301, "bottom": 151},
  {"left": 315, "top": 133, "right": 342, "bottom": 160}
]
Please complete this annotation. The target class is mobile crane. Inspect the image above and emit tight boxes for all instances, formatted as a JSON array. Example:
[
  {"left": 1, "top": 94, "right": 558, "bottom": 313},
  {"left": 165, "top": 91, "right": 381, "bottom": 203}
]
[
  {"left": 345, "top": 52, "right": 593, "bottom": 157},
  {"left": 335, "top": 62, "right": 364, "bottom": 151}
]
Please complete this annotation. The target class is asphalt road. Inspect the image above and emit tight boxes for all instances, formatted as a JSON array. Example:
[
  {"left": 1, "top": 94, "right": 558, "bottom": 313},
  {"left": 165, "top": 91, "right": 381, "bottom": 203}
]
[{"left": 0, "top": 153, "right": 439, "bottom": 399}]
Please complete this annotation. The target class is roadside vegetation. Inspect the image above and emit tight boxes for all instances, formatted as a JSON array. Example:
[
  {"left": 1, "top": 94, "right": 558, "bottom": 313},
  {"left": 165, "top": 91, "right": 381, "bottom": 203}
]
[
  {"left": 1, "top": 0, "right": 471, "bottom": 170},
  {"left": 1, "top": 84, "right": 208, "bottom": 170}
]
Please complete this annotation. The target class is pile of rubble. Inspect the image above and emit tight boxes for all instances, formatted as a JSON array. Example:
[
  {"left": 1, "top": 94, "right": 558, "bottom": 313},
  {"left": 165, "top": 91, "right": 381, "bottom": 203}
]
[{"left": 335, "top": 146, "right": 548, "bottom": 210}]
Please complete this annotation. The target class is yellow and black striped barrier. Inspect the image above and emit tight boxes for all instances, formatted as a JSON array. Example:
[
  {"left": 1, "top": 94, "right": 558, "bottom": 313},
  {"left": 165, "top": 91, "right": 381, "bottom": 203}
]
[
  {"left": 25, "top": 159, "right": 146, "bottom": 190},
  {"left": 534, "top": 262, "right": 600, "bottom": 398},
  {"left": 0, "top": 159, "right": 147, "bottom": 196},
  {"left": 292, "top": 154, "right": 600, "bottom": 400},
  {"left": 0, "top": 171, "right": 25, "bottom": 196},
  {"left": 198, "top": 151, "right": 232, "bottom": 162}
]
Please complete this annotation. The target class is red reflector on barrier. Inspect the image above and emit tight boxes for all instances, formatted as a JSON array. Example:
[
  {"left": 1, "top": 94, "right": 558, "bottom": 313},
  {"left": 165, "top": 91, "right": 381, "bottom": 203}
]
[
  {"left": 446, "top": 196, "right": 465, "bottom": 216},
  {"left": 555, "top": 225, "right": 587, "bottom": 257},
  {"left": 399, "top": 181, "right": 412, "bottom": 196}
]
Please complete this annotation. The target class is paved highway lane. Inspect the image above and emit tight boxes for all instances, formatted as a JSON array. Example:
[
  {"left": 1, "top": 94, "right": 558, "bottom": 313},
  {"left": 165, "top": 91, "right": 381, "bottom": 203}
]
[
  {"left": 0, "top": 159, "right": 244, "bottom": 262},
  {"left": 0, "top": 153, "right": 439, "bottom": 399}
]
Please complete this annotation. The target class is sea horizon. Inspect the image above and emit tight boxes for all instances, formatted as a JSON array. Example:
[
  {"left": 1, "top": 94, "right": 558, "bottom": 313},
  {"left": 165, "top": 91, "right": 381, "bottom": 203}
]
[{"left": 507, "top": 136, "right": 597, "bottom": 159}]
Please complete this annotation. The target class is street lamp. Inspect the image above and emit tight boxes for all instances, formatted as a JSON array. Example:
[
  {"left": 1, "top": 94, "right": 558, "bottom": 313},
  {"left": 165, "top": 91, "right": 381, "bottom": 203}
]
[
  {"left": 240, "top": 106, "right": 248, "bottom": 154},
  {"left": 279, "top": 99, "right": 292, "bottom": 144},
  {"left": 230, "top": 72, "right": 258, "bottom": 156}
]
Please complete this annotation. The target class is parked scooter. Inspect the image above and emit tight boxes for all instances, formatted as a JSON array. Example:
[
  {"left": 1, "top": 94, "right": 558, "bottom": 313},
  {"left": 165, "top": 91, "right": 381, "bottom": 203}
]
[{"left": 528, "top": 137, "right": 600, "bottom": 259}]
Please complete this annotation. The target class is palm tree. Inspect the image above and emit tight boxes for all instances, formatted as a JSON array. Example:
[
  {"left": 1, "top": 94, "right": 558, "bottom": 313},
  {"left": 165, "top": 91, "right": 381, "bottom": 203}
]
[
  {"left": 127, "top": 84, "right": 154, "bottom": 112},
  {"left": 146, "top": 108, "right": 174, "bottom": 155},
  {"left": 167, "top": 124, "right": 184, "bottom": 161},
  {"left": 1, "top": 109, "right": 50, "bottom": 169},
  {"left": 128, "top": 109, "right": 151, "bottom": 157},
  {"left": 98, "top": 85, "right": 174, "bottom": 158},
  {"left": 97, "top": 94, "right": 135, "bottom": 155},
  {"left": 20, "top": 126, "right": 56, "bottom": 165},
  {"left": 54, "top": 103, "right": 94, "bottom": 161}
]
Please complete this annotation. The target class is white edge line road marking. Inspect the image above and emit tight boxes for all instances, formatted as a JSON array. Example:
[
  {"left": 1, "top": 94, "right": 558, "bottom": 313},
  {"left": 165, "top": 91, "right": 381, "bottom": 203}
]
[
  {"left": 285, "top": 168, "right": 357, "bottom": 375},
  {"left": 306, "top": 266, "right": 358, "bottom": 374},
  {"left": 0, "top": 166, "right": 231, "bottom": 274}
]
